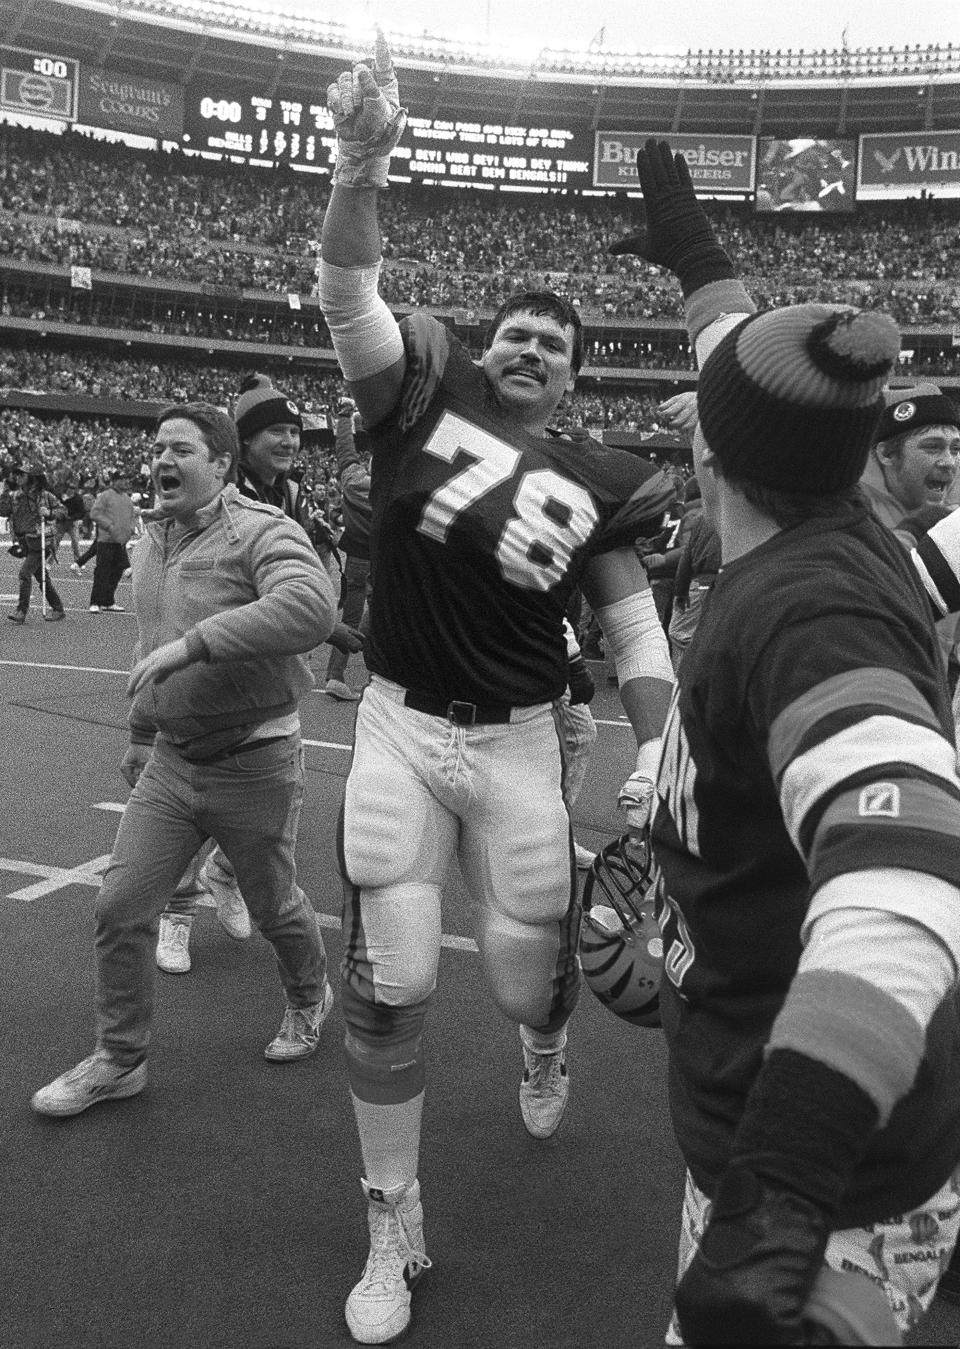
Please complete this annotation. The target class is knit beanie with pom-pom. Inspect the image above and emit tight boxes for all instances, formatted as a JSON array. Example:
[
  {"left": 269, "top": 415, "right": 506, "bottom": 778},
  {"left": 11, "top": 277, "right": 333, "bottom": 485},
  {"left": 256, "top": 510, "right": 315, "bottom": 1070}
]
[
  {"left": 696, "top": 305, "right": 902, "bottom": 494},
  {"left": 234, "top": 373, "right": 303, "bottom": 441}
]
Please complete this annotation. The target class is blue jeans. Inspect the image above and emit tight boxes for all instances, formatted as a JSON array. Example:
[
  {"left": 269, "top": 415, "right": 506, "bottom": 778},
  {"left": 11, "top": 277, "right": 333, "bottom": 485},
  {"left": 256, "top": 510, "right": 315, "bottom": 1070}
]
[
  {"left": 17, "top": 547, "right": 63, "bottom": 614},
  {"left": 94, "top": 732, "right": 326, "bottom": 1063}
]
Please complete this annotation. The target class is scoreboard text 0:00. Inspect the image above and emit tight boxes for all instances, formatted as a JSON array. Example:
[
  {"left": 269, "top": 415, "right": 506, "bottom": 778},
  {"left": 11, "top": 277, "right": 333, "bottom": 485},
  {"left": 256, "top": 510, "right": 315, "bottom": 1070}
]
[{"left": 0, "top": 45, "right": 79, "bottom": 121}]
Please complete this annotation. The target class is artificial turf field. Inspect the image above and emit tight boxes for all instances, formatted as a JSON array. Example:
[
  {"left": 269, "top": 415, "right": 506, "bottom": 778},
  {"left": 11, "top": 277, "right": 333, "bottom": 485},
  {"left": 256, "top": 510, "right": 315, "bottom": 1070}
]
[{"left": 1, "top": 552, "right": 958, "bottom": 1348}]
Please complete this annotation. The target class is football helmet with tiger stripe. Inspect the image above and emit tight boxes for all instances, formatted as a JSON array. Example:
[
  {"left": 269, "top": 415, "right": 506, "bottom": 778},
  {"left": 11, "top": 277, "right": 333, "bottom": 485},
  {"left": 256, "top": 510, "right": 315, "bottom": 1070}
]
[{"left": 579, "top": 830, "right": 662, "bottom": 1027}]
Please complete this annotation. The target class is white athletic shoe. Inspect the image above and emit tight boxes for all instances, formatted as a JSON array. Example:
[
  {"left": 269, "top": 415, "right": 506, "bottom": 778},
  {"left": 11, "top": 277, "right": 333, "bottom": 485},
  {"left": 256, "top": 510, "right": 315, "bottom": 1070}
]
[
  {"left": 345, "top": 1179, "right": 431, "bottom": 1345},
  {"left": 574, "top": 842, "right": 595, "bottom": 870},
  {"left": 519, "top": 1028, "right": 569, "bottom": 1138},
  {"left": 156, "top": 913, "right": 192, "bottom": 974},
  {"left": 200, "top": 856, "right": 251, "bottom": 940},
  {"left": 263, "top": 981, "right": 334, "bottom": 1062},
  {"left": 324, "top": 678, "right": 359, "bottom": 702},
  {"left": 88, "top": 604, "right": 101, "bottom": 612},
  {"left": 31, "top": 1050, "right": 147, "bottom": 1117}
]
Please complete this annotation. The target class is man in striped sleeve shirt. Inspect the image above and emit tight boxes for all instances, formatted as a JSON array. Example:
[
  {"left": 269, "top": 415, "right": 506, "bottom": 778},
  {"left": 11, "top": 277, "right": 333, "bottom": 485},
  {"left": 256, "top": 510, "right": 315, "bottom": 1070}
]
[{"left": 611, "top": 141, "right": 960, "bottom": 1344}]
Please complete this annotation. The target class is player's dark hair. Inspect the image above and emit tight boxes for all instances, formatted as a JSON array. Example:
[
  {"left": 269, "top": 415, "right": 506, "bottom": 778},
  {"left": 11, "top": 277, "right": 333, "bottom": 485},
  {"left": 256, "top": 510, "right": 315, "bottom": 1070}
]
[
  {"left": 724, "top": 470, "right": 864, "bottom": 529},
  {"left": 156, "top": 402, "right": 239, "bottom": 483},
  {"left": 484, "top": 290, "right": 584, "bottom": 374}
]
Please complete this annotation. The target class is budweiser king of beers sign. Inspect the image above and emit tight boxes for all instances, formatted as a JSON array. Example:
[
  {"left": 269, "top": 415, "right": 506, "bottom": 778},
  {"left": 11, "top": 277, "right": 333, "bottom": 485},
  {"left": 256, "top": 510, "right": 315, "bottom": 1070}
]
[
  {"left": 859, "top": 132, "right": 960, "bottom": 192},
  {"left": 594, "top": 132, "right": 755, "bottom": 192}
]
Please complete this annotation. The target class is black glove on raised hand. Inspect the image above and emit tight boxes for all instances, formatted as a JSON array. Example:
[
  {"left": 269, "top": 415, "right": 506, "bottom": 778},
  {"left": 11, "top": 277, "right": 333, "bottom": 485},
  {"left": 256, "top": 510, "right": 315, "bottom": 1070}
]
[
  {"left": 608, "top": 139, "right": 735, "bottom": 297},
  {"left": 675, "top": 1166, "right": 831, "bottom": 1346}
]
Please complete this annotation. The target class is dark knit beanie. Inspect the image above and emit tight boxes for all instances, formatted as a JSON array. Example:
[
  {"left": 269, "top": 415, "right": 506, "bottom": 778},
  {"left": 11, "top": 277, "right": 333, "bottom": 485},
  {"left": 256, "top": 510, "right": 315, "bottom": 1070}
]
[
  {"left": 697, "top": 304, "right": 901, "bottom": 494},
  {"left": 234, "top": 374, "right": 303, "bottom": 440},
  {"left": 874, "top": 384, "right": 960, "bottom": 446}
]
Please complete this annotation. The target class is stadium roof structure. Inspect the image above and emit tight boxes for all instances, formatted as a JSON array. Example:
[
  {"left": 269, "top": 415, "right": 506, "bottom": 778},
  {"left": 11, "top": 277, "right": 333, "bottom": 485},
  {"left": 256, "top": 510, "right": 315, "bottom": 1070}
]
[{"left": 4, "top": 0, "right": 960, "bottom": 135}]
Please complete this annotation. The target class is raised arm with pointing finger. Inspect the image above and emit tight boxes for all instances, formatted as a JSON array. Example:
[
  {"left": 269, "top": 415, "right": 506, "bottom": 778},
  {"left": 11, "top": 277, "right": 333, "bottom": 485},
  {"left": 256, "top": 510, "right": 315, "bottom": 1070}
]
[{"left": 317, "top": 33, "right": 408, "bottom": 430}]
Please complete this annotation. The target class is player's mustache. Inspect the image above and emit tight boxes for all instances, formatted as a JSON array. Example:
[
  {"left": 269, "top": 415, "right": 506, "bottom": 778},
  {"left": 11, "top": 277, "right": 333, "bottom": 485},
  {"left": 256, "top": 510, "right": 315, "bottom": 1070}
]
[{"left": 506, "top": 360, "right": 546, "bottom": 383}]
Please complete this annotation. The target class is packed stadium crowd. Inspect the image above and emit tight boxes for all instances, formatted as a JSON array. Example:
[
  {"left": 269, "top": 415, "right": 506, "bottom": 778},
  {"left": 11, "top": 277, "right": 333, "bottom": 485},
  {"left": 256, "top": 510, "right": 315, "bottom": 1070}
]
[
  {"left": 0, "top": 345, "right": 342, "bottom": 409},
  {"left": 2, "top": 127, "right": 960, "bottom": 326},
  {"left": 0, "top": 118, "right": 956, "bottom": 488}
]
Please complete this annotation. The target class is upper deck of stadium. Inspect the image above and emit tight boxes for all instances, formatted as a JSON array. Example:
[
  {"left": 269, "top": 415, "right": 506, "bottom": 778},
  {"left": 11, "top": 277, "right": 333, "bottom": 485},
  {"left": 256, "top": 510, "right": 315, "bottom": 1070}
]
[{"left": 3, "top": 0, "right": 959, "bottom": 136}]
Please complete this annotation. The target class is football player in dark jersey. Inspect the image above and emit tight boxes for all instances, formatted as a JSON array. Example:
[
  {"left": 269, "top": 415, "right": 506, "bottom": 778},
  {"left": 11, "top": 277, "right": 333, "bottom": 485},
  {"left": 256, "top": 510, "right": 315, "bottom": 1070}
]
[
  {"left": 317, "top": 38, "right": 676, "bottom": 1346},
  {"left": 610, "top": 140, "right": 960, "bottom": 1345}
]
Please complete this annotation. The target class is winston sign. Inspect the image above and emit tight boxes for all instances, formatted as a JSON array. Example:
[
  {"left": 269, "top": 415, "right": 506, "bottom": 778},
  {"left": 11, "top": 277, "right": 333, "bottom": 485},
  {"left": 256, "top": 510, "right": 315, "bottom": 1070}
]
[{"left": 858, "top": 132, "right": 960, "bottom": 194}]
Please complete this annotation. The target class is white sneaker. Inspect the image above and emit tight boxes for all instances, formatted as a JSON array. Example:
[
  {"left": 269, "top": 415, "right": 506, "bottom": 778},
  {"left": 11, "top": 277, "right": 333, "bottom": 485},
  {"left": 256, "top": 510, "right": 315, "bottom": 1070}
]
[
  {"left": 264, "top": 981, "right": 334, "bottom": 1062},
  {"left": 156, "top": 914, "right": 193, "bottom": 974},
  {"left": 103, "top": 604, "right": 125, "bottom": 612},
  {"left": 345, "top": 1179, "right": 431, "bottom": 1344},
  {"left": 574, "top": 841, "right": 595, "bottom": 870},
  {"left": 324, "top": 678, "right": 359, "bottom": 702},
  {"left": 200, "top": 855, "right": 251, "bottom": 940},
  {"left": 88, "top": 604, "right": 101, "bottom": 612},
  {"left": 519, "top": 1028, "right": 569, "bottom": 1138},
  {"left": 31, "top": 1050, "right": 147, "bottom": 1117}
]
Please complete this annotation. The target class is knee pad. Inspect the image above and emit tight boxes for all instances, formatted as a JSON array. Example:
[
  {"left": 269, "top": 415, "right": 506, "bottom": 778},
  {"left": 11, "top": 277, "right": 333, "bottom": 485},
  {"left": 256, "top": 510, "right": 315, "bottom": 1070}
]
[
  {"left": 481, "top": 901, "right": 582, "bottom": 1032},
  {"left": 342, "top": 986, "right": 428, "bottom": 1104},
  {"left": 341, "top": 880, "right": 442, "bottom": 1007}
]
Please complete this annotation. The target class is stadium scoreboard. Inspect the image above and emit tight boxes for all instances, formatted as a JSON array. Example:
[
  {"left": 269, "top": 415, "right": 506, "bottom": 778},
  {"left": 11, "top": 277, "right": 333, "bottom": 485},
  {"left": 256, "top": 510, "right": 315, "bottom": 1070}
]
[
  {"left": 182, "top": 85, "right": 594, "bottom": 186},
  {"left": 186, "top": 90, "right": 336, "bottom": 164},
  {"left": 0, "top": 44, "right": 78, "bottom": 121}
]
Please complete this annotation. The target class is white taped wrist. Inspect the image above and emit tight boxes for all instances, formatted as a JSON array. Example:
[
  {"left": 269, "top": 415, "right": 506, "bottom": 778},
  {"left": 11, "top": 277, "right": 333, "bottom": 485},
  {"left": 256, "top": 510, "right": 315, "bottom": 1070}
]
[
  {"left": 634, "top": 738, "right": 662, "bottom": 781},
  {"left": 595, "top": 590, "right": 673, "bottom": 687},
  {"left": 316, "top": 257, "right": 404, "bottom": 382}
]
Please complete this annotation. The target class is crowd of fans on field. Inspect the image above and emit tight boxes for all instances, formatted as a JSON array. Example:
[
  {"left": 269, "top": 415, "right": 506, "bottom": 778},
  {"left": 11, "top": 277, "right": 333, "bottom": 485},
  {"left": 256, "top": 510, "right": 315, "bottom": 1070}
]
[{"left": 0, "top": 378, "right": 678, "bottom": 534}]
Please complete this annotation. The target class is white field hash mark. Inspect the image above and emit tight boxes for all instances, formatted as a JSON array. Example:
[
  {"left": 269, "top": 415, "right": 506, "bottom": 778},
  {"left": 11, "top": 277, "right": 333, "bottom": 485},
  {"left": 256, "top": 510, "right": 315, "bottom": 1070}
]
[{"left": 2, "top": 804, "right": 480, "bottom": 953}]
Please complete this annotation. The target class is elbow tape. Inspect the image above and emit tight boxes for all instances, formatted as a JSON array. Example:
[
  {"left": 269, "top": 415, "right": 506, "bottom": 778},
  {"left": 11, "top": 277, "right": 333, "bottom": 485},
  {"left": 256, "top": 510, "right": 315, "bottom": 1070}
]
[
  {"left": 595, "top": 590, "right": 673, "bottom": 687},
  {"left": 316, "top": 257, "right": 404, "bottom": 382}
]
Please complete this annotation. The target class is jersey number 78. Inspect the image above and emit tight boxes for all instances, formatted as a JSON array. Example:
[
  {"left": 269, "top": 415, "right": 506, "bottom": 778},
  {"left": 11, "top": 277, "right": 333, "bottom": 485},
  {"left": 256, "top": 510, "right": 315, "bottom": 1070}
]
[{"left": 418, "top": 413, "right": 599, "bottom": 591}]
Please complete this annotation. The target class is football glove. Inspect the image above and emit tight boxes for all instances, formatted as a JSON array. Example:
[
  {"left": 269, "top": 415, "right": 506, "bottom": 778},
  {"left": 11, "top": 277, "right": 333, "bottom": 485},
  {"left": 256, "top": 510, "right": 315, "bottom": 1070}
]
[
  {"left": 327, "top": 31, "right": 407, "bottom": 189},
  {"left": 677, "top": 1049, "right": 881, "bottom": 1345},
  {"left": 567, "top": 654, "right": 596, "bottom": 705},
  {"left": 675, "top": 1165, "right": 832, "bottom": 1346},
  {"left": 618, "top": 737, "right": 661, "bottom": 831},
  {"left": 608, "top": 139, "right": 735, "bottom": 297},
  {"left": 618, "top": 771, "right": 656, "bottom": 831}
]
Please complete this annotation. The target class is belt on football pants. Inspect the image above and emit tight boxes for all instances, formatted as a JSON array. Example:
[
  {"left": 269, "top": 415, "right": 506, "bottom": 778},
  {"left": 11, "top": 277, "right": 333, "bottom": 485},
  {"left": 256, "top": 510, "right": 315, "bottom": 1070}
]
[{"left": 402, "top": 691, "right": 514, "bottom": 725}]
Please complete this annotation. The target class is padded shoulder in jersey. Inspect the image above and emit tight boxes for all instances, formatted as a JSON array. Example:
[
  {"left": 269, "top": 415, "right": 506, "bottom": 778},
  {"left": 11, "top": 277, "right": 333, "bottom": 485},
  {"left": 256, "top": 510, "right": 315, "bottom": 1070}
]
[
  {"left": 584, "top": 449, "right": 677, "bottom": 554},
  {"left": 397, "top": 311, "right": 460, "bottom": 434}
]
